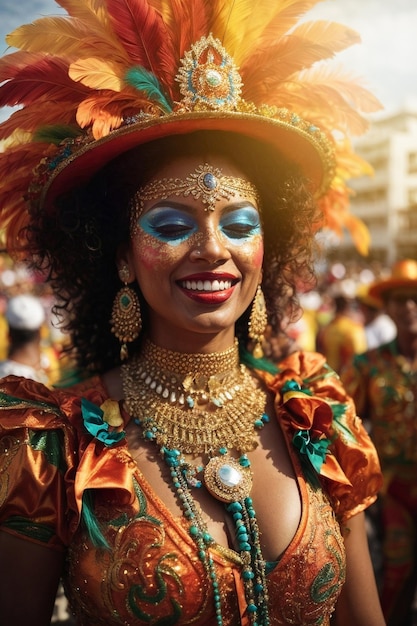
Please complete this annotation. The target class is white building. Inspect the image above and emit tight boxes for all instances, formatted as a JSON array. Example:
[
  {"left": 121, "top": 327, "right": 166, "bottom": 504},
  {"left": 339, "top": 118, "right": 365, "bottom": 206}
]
[{"left": 337, "top": 105, "right": 417, "bottom": 265}]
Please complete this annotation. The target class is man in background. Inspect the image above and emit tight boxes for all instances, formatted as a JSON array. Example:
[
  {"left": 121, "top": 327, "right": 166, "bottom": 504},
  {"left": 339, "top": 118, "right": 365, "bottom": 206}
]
[{"left": 0, "top": 294, "right": 51, "bottom": 384}]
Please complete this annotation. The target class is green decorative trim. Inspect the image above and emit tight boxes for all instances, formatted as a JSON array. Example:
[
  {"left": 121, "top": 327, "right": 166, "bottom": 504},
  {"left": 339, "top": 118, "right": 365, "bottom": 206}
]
[
  {"left": 0, "top": 390, "right": 62, "bottom": 416},
  {"left": 2, "top": 515, "right": 56, "bottom": 543},
  {"left": 128, "top": 557, "right": 182, "bottom": 623},
  {"left": 29, "top": 430, "right": 67, "bottom": 472},
  {"left": 328, "top": 401, "right": 357, "bottom": 444},
  {"left": 239, "top": 343, "right": 280, "bottom": 374}
]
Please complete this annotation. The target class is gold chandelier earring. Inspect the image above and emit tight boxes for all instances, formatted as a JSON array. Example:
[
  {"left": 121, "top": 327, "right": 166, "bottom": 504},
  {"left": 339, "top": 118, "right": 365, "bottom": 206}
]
[
  {"left": 110, "top": 266, "right": 142, "bottom": 361},
  {"left": 248, "top": 285, "right": 268, "bottom": 359}
]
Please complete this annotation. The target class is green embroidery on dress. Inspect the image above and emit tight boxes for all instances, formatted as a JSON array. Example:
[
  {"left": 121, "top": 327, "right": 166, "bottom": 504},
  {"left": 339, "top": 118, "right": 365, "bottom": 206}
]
[
  {"left": 311, "top": 527, "right": 345, "bottom": 609},
  {"left": 106, "top": 479, "right": 183, "bottom": 622},
  {"left": 0, "top": 391, "right": 62, "bottom": 416},
  {"left": 30, "top": 430, "right": 66, "bottom": 472},
  {"left": 2, "top": 515, "right": 55, "bottom": 543},
  {"left": 311, "top": 562, "right": 338, "bottom": 602},
  {"left": 128, "top": 554, "right": 182, "bottom": 623}
]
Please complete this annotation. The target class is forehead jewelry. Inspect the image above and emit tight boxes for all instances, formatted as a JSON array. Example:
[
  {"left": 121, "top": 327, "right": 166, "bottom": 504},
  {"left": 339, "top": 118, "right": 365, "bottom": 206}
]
[{"left": 130, "top": 163, "right": 260, "bottom": 232}]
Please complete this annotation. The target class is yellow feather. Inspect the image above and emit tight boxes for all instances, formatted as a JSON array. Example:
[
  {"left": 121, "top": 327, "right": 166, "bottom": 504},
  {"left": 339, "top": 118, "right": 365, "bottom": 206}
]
[
  {"left": 69, "top": 58, "right": 125, "bottom": 91},
  {"left": 7, "top": 18, "right": 90, "bottom": 57},
  {"left": 0, "top": 129, "right": 32, "bottom": 152},
  {"left": 291, "top": 20, "right": 361, "bottom": 54},
  {"left": 6, "top": 17, "right": 128, "bottom": 65},
  {"left": 58, "top": 0, "right": 111, "bottom": 30},
  {"left": 213, "top": 0, "right": 322, "bottom": 63}
]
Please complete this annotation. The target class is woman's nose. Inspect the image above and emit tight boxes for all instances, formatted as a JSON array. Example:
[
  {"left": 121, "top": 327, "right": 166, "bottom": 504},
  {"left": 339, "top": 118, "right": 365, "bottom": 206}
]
[{"left": 190, "top": 228, "right": 231, "bottom": 263}]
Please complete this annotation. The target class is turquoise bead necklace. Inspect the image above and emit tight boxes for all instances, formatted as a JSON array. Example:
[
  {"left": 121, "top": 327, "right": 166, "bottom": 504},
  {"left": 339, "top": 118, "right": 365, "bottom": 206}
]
[{"left": 135, "top": 422, "right": 270, "bottom": 626}]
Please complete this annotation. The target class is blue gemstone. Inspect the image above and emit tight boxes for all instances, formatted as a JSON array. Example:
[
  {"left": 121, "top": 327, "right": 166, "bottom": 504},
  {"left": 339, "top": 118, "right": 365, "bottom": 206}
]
[{"left": 203, "top": 172, "right": 218, "bottom": 190}]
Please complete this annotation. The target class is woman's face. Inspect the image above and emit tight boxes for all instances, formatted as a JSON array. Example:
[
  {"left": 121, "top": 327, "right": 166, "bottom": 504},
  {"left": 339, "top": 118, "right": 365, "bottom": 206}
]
[
  {"left": 124, "top": 154, "right": 264, "bottom": 350},
  {"left": 384, "top": 287, "right": 417, "bottom": 336}
]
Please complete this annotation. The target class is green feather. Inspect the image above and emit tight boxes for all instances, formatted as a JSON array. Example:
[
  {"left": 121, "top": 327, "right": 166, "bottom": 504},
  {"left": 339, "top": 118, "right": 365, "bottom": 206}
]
[
  {"left": 125, "top": 66, "right": 172, "bottom": 113},
  {"left": 33, "top": 124, "right": 82, "bottom": 145},
  {"left": 81, "top": 490, "right": 109, "bottom": 549}
]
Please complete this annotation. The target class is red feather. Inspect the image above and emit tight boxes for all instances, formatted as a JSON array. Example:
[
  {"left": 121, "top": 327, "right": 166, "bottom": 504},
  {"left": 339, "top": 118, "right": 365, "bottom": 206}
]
[
  {"left": 106, "top": 0, "right": 176, "bottom": 92},
  {"left": 150, "top": 0, "right": 211, "bottom": 58},
  {"left": 0, "top": 51, "right": 46, "bottom": 82},
  {"left": 0, "top": 57, "right": 90, "bottom": 108}
]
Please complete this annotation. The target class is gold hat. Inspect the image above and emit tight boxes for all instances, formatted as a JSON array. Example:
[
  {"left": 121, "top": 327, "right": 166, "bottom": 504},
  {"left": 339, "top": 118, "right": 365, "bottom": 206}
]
[
  {"left": 0, "top": 0, "right": 381, "bottom": 256},
  {"left": 369, "top": 259, "right": 417, "bottom": 299}
]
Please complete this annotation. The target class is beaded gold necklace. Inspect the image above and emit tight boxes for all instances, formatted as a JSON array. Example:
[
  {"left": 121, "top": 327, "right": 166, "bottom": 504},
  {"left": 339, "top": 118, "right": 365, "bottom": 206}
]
[
  {"left": 122, "top": 339, "right": 271, "bottom": 625},
  {"left": 122, "top": 338, "right": 266, "bottom": 454}
]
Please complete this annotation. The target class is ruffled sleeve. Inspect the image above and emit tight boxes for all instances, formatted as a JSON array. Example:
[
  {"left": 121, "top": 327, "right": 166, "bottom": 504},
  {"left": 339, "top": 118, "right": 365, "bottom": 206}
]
[
  {"left": 0, "top": 376, "right": 79, "bottom": 549},
  {"left": 0, "top": 375, "right": 136, "bottom": 550},
  {"left": 259, "top": 351, "right": 383, "bottom": 525}
]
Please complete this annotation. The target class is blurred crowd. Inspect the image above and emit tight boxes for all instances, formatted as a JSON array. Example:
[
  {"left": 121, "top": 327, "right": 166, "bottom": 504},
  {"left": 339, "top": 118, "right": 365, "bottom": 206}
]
[
  {"left": 0, "top": 254, "right": 76, "bottom": 391},
  {"left": 283, "top": 258, "right": 397, "bottom": 360},
  {"left": 283, "top": 257, "right": 417, "bottom": 626}
]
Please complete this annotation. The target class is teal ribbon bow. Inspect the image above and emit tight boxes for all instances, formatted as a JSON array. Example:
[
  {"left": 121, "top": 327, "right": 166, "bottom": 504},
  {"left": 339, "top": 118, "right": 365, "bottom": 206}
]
[
  {"left": 81, "top": 398, "right": 125, "bottom": 447},
  {"left": 292, "top": 429, "right": 330, "bottom": 473}
]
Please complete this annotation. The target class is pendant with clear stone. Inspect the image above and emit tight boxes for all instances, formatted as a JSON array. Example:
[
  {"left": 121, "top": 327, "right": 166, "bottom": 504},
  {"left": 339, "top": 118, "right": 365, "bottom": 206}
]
[{"left": 203, "top": 454, "right": 253, "bottom": 502}]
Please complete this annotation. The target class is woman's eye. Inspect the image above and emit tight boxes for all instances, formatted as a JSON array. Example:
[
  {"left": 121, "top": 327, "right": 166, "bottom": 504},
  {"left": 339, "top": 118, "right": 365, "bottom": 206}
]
[
  {"left": 222, "top": 223, "right": 257, "bottom": 237},
  {"left": 153, "top": 223, "right": 193, "bottom": 238},
  {"left": 221, "top": 208, "right": 261, "bottom": 239},
  {"left": 139, "top": 208, "right": 196, "bottom": 241}
]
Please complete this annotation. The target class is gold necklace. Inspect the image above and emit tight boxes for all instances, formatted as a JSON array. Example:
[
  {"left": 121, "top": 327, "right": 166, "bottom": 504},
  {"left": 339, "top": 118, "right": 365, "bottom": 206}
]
[{"left": 122, "top": 338, "right": 267, "bottom": 455}]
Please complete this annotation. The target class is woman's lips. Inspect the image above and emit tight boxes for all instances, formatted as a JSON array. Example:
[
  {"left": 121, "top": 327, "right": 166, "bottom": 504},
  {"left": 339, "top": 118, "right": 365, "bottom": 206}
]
[
  {"left": 180, "top": 278, "right": 232, "bottom": 292},
  {"left": 178, "top": 274, "right": 238, "bottom": 303}
]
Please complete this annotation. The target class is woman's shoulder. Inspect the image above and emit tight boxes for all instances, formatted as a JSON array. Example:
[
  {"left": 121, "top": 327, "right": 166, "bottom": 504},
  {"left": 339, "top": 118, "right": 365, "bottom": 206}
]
[
  {"left": 0, "top": 373, "right": 114, "bottom": 548},
  {"left": 256, "top": 350, "right": 383, "bottom": 524},
  {"left": 0, "top": 373, "right": 108, "bottom": 436}
]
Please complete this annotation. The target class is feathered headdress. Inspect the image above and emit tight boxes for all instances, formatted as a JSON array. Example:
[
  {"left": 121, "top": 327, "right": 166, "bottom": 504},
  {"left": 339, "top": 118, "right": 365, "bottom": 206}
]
[{"left": 0, "top": 0, "right": 382, "bottom": 256}]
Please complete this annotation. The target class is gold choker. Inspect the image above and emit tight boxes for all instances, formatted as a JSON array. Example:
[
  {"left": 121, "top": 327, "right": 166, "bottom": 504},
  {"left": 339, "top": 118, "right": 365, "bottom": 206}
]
[{"left": 122, "top": 339, "right": 267, "bottom": 455}]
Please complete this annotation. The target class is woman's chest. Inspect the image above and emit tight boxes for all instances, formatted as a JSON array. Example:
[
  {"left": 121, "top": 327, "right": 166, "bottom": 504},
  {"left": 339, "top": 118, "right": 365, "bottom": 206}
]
[{"left": 124, "top": 412, "right": 302, "bottom": 562}]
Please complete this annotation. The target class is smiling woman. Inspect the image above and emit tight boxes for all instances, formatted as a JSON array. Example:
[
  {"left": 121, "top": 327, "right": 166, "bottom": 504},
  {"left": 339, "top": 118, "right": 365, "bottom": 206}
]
[{"left": 0, "top": 1, "right": 386, "bottom": 625}]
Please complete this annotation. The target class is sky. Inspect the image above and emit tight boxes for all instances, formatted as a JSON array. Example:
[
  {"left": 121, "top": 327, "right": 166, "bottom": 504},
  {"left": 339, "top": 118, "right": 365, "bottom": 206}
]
[{"left": 0, "top": 0, "right": 416, "bottom": 121}]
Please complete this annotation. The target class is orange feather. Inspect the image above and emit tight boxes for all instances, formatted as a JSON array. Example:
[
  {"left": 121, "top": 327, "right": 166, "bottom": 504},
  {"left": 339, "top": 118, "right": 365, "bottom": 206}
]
[
  {"left": 241, "top": 37, "right": 331, "bottom": 101},
  {"left": 291, "top": 20, "right": 361, "bottom": 54},
  {"left": 76, "top": 90, "right": 160, "bottom": 137}
]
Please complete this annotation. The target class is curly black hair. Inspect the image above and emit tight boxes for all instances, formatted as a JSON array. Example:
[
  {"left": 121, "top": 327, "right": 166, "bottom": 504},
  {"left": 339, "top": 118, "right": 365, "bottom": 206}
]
[{"left": 23, "top": 130, "right": 321, "bottom": 375}]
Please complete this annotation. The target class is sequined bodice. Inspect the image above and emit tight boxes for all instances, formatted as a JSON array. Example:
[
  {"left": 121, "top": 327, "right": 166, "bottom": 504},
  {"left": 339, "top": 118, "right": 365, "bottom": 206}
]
[{"left": 64, "top": 449, "right": 345, "bottom": 626}]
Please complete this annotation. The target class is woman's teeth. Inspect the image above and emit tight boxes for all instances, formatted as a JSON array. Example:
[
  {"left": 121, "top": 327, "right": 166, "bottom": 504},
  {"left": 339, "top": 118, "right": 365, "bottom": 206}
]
[{"left": 181, "top": 279, "right": 232, "bottom": 292}]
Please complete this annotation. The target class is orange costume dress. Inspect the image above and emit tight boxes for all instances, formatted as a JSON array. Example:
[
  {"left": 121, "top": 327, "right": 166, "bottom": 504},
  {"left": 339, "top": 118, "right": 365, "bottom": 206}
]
[{"left": 0, "top": 351, "right": 382, "bottom": 626}]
